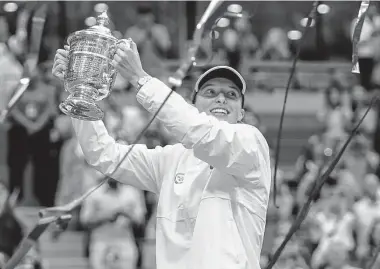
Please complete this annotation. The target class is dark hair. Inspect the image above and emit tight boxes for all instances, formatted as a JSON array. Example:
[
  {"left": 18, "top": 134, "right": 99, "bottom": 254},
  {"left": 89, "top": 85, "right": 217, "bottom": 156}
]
[
  {"left": 137, "top": 5, "right": 153, "bottom": 15},
  {"left": 325, "top": 175, "right": 338, "bottom": 186},
  {"left": 305, "top": 174, "right": 337, "bottom": 202},
  {"left": 324, "top": 80, "right": 343, "bottom": 109},
  {"left": 107, "top": 179, "right": 119, "bottom": 189}
]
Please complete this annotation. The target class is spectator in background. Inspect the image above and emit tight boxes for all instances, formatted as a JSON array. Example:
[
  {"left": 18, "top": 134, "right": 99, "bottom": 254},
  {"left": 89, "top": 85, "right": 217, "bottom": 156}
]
[
  {"left": 366, "top": 218, "right": 380, "bottom": 268},
  {"left": 353, "top": 173, "right": 380, "bottom": 263},
  {"left": 297, "top": 215, "right": 323, "bottom": 266},
  {"left": 335, "top": 164, "right": 361, "bottom": 209},
  {"left": 293, "top": 128, "right": 345, "bottom": 188},
  {"left": 342, "top": 136, "right": 379, "bottom": 191},
  {"left": 125, "top": 5, "right": 171, "bottom": 81},
  {"left": 296, "top": 168, "right": 340, "bottom": 215},
  {"left": 0, "top": 15, "right": 9, "bottom": 43},
  {"left": 6, "top": 64, "right": 57, "bottom": 206},
  {"left": 311, "top": 190, "right": 356, "bottom": 267},
  {"left": 350, "top": 84, "right": 377, "bottom": 141},
  {"left": 269, "top": 238, "right": 309, "bottom": 269},
  {"left": 0, "top": 181, "right": 23, "bottom": 268},
  {"left": 292, "top": 130, "right": 326, "bottom": 183},
  {"left": 0, "top": 180, "right": 42, "bottom": 269},
  {"left": 350, "top": 84, "right": 380, "bottom": 180},
  {"left": 242, "top": 105, "right": 267, "bottom": 136},
  {"left": 80, "top": 179, "right": 146, "bottom": 269},
  {"left": 222, "top": 15, "right": 260, "bottom": 72},
  {"left": 317, "top": 81, "right": 351, "bottom": 139},
  {"left": 312, "top": 240, "right": 359, "bottom": 269},
  {"left": 0, "top": 16, "right": 23, "bottom": 112},
  {"left": 256, "top": 27, "right": 291, "bottom": 61}
]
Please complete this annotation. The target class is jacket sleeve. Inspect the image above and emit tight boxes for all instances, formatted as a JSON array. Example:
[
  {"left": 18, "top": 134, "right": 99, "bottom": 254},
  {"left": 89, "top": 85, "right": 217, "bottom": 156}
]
[
  {"left": 71, "top": 119, "right": 165, "bottom": 194},
  {"left": 136, "top": 78, "right": 270, "bottom": 177}
]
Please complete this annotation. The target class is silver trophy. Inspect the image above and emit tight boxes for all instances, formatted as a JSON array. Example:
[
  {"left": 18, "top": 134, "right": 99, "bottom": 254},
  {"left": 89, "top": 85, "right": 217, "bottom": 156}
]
[{"left": 59, "top": 11, "right": 128, "bottom": 121}]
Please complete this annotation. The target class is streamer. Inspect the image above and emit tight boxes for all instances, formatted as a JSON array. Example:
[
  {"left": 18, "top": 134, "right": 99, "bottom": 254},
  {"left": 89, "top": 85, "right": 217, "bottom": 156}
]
[{"left": 352, "top": 0, "right": 370, "bottom": 73}]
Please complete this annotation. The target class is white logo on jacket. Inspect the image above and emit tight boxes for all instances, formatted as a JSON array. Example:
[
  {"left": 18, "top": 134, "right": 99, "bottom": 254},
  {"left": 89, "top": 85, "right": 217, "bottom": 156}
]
[{"left": 174, "top": 173, "right": 185, "bottom": 184}]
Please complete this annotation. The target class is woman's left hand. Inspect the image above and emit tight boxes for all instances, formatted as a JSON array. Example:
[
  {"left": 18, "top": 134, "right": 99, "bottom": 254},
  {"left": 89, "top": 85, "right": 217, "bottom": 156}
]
[{"left": 111, "top": 39, "right": 149, "bottom": 89}]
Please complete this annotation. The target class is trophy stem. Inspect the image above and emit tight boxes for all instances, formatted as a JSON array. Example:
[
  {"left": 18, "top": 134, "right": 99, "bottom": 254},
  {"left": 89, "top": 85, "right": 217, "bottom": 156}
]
[{"left": 59, "top": 85, "right": 104, "bottom": 121}]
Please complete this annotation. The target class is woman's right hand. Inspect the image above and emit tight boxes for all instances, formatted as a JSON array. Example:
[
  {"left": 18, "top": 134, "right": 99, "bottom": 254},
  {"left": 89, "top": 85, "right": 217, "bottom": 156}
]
[{"left": 52, "top": 45, "right": 70, "bottom": 81}]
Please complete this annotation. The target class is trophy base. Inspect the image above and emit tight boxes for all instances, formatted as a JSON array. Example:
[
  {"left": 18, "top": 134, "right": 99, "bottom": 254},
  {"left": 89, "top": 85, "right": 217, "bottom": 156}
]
[{"left": 59, "top": 98, "right": 104, "bottom": 121}]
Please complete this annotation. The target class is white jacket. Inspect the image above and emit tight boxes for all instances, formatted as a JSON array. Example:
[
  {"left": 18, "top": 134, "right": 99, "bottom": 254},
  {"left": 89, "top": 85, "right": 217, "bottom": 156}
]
[{"left": 72, "top": 78, "right": 272, "bottom": 269}]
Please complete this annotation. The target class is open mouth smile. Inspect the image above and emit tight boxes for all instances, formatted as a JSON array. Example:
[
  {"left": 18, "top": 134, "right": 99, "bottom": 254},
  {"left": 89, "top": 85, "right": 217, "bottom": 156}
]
[{"left": 210, "top": 108, "right": 229, "bottom": 116}]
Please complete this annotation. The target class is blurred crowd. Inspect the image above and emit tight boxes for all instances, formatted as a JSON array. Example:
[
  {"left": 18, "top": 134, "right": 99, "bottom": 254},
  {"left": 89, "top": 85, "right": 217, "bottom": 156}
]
[
  {"left": 261, "top": 71, "right": 380, "bottom": 269},
  {"left": 1, "top": 2, "right": 380, "bottom": 269}
]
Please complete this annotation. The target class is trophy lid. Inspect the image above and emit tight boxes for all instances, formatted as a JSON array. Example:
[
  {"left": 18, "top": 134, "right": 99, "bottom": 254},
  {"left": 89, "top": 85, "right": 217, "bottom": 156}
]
[
  {"left": 88, "top": 11, "right": 112, "bottom": 35},
  {"left": 67, "top": 10, "right": 117, "bottom": 43}
]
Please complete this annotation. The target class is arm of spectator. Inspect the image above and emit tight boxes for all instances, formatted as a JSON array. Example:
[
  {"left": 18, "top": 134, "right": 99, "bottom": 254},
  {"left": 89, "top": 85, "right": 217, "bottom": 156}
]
[
  {"left": 293, "top": 154, "right": 307, "bottom": 179},
  {"left": 10, "top": 107, "right": 37, "bottom": 133},
  {"left": 352, "top": 204, "right": 370, "bottom": 260},
  {"left": 277, "top": 185, "right": 294, "bottom": 220},
  {"left": 30, "top": 87, "right": 57, "bottom": 132},
  {"left": 310, "top": 238, "right": 329, "bottom": 269},
  {"left": 296, "top": 166, "right": 317, "bottom": 206},
  {"left": 151, "top": 24, "right": 172, "bottom": 52}
]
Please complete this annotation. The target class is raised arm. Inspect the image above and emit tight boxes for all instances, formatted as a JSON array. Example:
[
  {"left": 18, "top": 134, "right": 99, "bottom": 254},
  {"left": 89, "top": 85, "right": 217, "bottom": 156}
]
[
  {"left": 136, "top": 78, "right": 270, "bottom": 177},
  {"left": 52, "top": 47, "right": 168, "bottom": 194},
  {"left": 72, "top": 119, "right": 165, "bottom": 194},
  {"left": 110, "top": 40, "right": 270, "bottom": 178}
]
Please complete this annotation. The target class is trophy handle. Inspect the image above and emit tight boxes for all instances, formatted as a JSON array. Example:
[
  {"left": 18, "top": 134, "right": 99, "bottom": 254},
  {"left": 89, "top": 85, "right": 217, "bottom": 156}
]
[
  {"left": 61, "top": 46, "right": 70, "bottom": 81},
  {"left": 95, "top": 38, "right": 131, "bottom": 101}
]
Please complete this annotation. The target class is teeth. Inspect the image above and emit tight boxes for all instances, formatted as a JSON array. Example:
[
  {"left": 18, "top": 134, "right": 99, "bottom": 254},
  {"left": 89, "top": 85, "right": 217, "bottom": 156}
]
[{"left": 211, "top": 108, "right": 228, "bottom": 115}]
